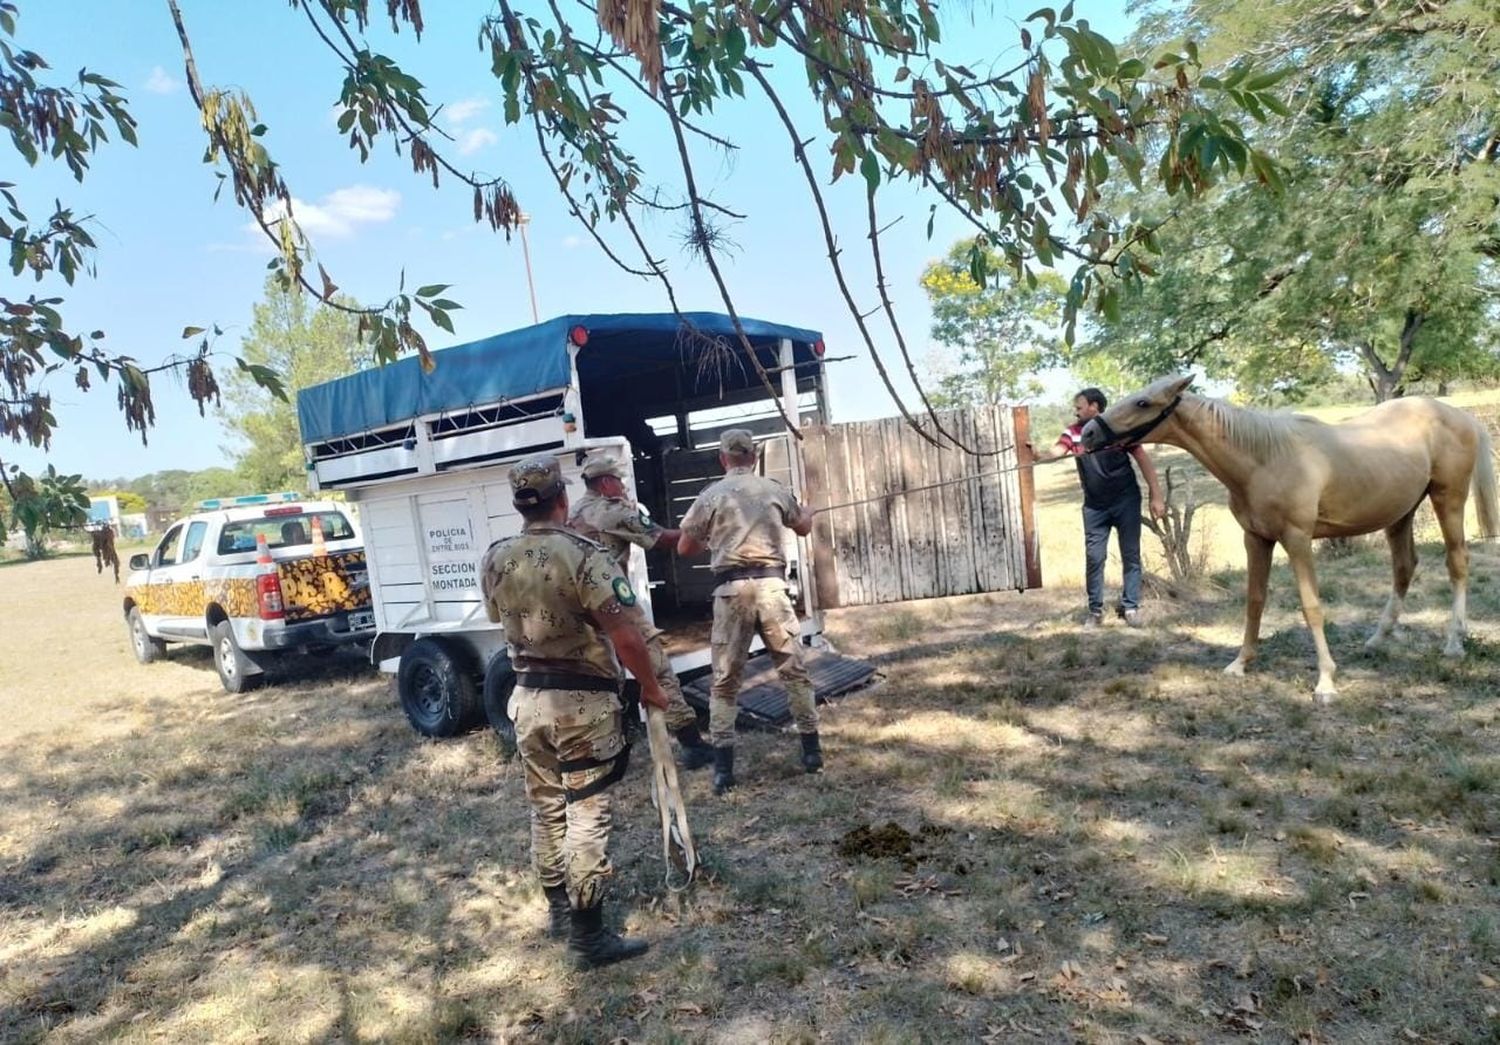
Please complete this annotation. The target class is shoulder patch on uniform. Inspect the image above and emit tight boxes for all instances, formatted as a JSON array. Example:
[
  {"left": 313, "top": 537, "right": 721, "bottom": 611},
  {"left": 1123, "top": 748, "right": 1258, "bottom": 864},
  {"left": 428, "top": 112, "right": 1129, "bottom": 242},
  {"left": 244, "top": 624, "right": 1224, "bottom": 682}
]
[
  {"left": 638, "top": 507, "right": 651, "bottom": 528},
  {"left": 611, "top": 575, "right": 637, "bottom": 607}
]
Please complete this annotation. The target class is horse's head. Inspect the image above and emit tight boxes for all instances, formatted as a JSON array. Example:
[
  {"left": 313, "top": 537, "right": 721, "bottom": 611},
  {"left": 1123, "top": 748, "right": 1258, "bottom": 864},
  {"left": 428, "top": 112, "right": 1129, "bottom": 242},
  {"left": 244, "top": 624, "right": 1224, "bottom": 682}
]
[{"left": 1079, "top": 375, "right": 1193, "bottom": 451}]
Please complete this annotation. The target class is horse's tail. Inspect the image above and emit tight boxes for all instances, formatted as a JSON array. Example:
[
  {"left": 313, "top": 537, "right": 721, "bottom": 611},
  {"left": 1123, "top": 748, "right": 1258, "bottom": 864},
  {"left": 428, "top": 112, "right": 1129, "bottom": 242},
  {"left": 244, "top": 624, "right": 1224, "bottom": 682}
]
[{"left": 1473, "top": 419, "right": 1500, "bottom": 540}]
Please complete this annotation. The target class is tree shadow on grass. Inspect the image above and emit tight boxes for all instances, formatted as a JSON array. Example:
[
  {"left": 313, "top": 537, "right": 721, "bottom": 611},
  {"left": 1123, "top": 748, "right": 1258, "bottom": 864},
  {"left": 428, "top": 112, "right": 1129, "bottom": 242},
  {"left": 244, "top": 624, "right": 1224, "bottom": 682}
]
[
  {"left": 0, "top": 662, "right": 569, "bottom": 1042},
  {"left": 600, "top": 547, "right": 1500, "bottom": 1042},
  {"left": 4, "top": 542, "right": 1498, "bottom": 1041}
]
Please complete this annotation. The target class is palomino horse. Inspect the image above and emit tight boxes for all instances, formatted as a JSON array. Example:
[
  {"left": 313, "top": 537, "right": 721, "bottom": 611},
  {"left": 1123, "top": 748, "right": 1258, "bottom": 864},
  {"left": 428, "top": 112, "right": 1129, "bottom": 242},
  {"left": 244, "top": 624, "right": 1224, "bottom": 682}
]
[{"left": 1080, "top": 376, "right": 1499, "bottom": 702}]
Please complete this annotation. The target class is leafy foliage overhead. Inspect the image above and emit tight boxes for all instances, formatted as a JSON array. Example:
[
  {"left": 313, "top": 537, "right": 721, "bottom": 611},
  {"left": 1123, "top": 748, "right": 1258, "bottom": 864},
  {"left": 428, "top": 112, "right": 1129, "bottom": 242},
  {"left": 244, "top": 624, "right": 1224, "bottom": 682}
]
[
  {"left": 1088, "top": 0, "right": 1500, "bottom": 403},
  {"left": 4, "top": 0, "right": 1291, "bottom": 502}
]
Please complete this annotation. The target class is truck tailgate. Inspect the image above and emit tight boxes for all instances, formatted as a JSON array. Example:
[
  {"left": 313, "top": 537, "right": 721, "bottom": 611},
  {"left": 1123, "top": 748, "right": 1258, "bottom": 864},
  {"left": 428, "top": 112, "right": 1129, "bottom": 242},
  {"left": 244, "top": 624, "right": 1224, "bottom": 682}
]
[{"left": 276, "top": 551, "right": 372, "bottom": 622}]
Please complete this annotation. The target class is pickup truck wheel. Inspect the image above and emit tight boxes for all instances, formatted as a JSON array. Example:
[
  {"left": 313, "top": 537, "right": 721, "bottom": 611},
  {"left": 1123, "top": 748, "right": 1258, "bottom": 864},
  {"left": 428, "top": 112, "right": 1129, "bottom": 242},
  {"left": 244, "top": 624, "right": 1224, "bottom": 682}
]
[
  {"left": 397, "top": 638, "right": 481, "bottom": 738},
  {"left": 482, "top": 653, "right": 518, "bottom": 758},
  {"left": 128, "top": 608, "right": 166, "bottom": 664},
  {"left": 212, "top": 620, "right": 263, "bottom": 694}
]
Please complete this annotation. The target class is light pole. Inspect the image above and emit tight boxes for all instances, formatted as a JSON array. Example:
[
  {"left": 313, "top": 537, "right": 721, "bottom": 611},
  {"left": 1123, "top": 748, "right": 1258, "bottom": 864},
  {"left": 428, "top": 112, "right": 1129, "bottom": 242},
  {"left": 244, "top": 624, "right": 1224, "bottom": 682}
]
[{"left": 518, "top": 212, "right": 540, "bottom": 324}]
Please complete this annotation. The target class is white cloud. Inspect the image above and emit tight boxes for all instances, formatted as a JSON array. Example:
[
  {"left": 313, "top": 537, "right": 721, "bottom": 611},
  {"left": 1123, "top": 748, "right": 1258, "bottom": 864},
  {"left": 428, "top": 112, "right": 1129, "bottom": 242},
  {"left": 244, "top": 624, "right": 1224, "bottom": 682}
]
[
  {"left": 562, "top": 235, "right": 582, "bottom": 249},
  {"left": 443, "top": 97, "right": 491, "bottom": 128},
  {"left": 250, "top": 185, "right": 401, "bottom": 240},
  {"left": 457, "top": 128, "right": 498, "bottom": 156},
  {"left": 144, "top": 66, "right": 182, "bottom": 95}
]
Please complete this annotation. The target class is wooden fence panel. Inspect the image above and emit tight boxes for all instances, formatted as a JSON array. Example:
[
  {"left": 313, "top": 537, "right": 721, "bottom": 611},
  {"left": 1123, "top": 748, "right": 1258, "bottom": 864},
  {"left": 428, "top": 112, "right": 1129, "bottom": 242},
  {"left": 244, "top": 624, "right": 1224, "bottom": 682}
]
[{"left": 805, "top": 405, "right": 1041, "bottom": 608}]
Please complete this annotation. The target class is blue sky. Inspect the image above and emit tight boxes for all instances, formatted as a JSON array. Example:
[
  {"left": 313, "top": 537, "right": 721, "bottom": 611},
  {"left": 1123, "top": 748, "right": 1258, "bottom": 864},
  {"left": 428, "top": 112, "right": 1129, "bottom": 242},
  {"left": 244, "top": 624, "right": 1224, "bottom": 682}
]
[{"left": 6, "top": 1, "right": 1135, "bottom": 481}]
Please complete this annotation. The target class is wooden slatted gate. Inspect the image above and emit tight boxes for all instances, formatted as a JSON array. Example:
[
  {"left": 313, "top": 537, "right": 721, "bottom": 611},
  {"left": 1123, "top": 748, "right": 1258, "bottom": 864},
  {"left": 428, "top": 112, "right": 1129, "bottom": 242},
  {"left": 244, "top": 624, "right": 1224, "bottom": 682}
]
[{"left": 802, "top": 405, "right": 1042, "bottom": 608}]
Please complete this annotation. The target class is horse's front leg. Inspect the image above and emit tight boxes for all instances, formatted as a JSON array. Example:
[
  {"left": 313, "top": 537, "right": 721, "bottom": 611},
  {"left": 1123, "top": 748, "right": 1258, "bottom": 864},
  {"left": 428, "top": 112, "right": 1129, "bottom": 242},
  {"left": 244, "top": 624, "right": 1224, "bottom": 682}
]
[
  {"left": 1225, "top": 531, "right": 1274, "bottom": 678},
  {"left": 1282, "top": 530, "right": 1337, "bottom": 703}
]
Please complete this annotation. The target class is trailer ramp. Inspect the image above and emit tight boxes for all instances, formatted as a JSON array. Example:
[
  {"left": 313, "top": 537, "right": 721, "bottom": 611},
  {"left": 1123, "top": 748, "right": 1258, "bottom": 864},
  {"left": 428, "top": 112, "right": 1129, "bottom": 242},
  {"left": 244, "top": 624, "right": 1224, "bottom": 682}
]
[{"left": 680, "top": 649, "right": 879, "bottom": 731}]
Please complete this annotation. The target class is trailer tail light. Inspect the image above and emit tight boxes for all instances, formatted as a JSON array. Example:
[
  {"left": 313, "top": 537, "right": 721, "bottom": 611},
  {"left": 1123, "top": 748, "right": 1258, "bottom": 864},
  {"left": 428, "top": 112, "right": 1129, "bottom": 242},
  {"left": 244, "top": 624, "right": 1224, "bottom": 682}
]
[
  {"left": 256, "top": 573, "right": 285, "bottom": 620},
  {"left": 813, "top": 339, "right": 826, "bottom": 358},
  {"left": 569, "top": 325, "right": 589, "bottom": 347}
]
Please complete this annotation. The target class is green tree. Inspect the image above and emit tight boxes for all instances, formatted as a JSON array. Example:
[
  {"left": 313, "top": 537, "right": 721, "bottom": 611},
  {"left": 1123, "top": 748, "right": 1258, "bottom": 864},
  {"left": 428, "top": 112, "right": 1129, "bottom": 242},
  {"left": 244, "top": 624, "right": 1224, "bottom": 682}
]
[
  {"left": 1095, "top": 0, "right": 1500, "bottom": 403},
  {"left": 4, "top": 463, "right": 87, "bottom": 558},
  {"left": 180, "top": 467, "right": 245, "bottom": 511},
  {"left": 5, "top": 0, "right": 1292, "bottom": 494},
  {"left": 223, "top": 281, "right": 370, "bottom": 493},
  {"left": 89, "top": 489, "right": 147, "bottom": 514},
  {"left": 920, "top": 239, "right": 1067, "bottom": 407}
]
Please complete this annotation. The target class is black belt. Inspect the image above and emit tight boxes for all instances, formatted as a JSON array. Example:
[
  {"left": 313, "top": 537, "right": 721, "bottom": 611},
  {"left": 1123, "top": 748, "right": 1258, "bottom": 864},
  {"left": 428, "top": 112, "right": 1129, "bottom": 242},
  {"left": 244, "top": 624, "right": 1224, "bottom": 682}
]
[
  {"left": 559, "top": 744, "right": 632, "bottom": 803},
  {"left": 516, "top": 671, "right": 620, "bottom": 693},
  {"left": 714, "top": 565, "right": 785, "bottom": 582}
]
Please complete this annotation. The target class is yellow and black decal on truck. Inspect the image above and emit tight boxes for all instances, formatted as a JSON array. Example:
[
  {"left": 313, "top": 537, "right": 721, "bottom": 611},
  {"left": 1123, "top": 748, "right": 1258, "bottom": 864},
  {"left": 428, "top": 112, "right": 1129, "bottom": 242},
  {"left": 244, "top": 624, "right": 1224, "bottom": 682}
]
[
  {"left": 278, "top": 551, "right": 370, "bottom": 622},
  {"left": 127, "top": 580, "right": 212, "bottom": 617},
  {"left": 125, "top": 555, "right": 368, "bottom": 624}
]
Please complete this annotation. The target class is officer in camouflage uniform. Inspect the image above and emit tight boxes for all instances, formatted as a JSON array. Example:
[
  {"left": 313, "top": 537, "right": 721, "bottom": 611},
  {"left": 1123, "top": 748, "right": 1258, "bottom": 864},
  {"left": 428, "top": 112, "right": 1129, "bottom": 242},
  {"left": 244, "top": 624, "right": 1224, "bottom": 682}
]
[
  {"left": 479, "top": 454, "right": 669, "bottom": 970},
  {"left": 568, "top": 455, "right": 715, "bottom": 770},
  {"left": 677, "top": 429, "right": 821, "bottom": 794}
]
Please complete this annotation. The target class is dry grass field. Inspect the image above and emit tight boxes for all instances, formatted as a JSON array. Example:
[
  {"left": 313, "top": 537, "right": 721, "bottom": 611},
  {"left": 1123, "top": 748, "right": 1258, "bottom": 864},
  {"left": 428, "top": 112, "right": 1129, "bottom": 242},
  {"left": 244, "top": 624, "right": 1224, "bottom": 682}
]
[{"left": 4, "top": 400, "right": 1500, "bottom": 1043}]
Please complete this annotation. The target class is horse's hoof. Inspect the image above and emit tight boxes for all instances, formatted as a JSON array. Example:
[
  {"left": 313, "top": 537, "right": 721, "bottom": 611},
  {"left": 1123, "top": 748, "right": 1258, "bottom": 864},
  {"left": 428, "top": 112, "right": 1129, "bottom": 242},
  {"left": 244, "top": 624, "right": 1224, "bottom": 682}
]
[
  {"left": 1443, "top": 643, "right": 1465, "bottom": 660},
  {"left": 1364, "top": 634, "right": 1384, "bottom": 652},
  {"left": 1314, "top": 688, "right": 1336, "bottom": 706},
  {"left": 1223, "top": 660, "right": 1247, "bottom": 678}
]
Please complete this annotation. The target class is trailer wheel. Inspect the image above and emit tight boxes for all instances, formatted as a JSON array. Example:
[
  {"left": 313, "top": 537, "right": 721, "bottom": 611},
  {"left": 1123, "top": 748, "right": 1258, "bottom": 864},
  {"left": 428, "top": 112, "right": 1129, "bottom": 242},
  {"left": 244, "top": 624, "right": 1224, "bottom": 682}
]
[
  {"left": 397, "top": 637, "right": 482, "bottom": 738},
  {"left": 482, "top": 653, "right": 518, "bottom": 759}
]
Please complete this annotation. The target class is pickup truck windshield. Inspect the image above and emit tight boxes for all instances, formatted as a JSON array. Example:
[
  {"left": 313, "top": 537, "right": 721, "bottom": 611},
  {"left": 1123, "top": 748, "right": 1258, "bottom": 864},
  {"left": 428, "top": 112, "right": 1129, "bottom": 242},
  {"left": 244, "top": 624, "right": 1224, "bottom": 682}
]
[{"left": 217, "top": 511, "right": 356, "bottom": 555}]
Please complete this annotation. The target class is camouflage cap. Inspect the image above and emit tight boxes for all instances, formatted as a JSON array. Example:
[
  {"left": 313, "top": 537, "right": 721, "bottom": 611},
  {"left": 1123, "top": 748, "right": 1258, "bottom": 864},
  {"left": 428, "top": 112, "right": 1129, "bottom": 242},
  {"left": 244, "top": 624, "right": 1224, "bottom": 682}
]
[
  {"left": 720, "top": 428, "right": 757, "bottom": 456},
  {"left": 509, "top": 454, "right": 569, "bottom": 507},
  {"left": 580, "top": 455, "right": 626, "bottom": 481}
]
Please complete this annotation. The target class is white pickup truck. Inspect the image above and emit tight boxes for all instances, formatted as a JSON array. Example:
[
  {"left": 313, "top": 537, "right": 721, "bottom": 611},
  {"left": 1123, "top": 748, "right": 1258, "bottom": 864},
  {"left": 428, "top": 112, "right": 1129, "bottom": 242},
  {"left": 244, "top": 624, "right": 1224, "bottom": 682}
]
[{"left": 122, "top": 493, "right": 375, "bottom": 692}]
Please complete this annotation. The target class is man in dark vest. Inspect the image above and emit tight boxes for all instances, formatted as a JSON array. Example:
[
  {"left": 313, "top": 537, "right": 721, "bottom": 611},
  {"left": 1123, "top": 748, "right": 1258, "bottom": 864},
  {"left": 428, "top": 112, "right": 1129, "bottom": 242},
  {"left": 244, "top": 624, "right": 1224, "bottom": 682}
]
[{"left": 1029, "top": 388, "right": 1165, "bottom": 627}]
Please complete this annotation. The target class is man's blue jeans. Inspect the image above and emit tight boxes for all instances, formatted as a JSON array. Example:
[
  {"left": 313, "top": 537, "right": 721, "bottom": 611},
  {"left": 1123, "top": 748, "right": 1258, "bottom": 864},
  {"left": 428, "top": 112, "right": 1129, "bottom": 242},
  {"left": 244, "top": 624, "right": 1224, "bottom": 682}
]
[{"left": 1083, "top": 498, "right": 1142, "bottom": 615}]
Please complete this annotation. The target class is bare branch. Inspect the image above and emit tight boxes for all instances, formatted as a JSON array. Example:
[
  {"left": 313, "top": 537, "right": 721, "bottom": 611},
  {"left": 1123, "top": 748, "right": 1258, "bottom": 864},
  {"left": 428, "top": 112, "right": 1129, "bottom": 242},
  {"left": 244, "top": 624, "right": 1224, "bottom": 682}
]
[
  {"left": 746, "top": 61, "right": 951, "bottom": 450},
  {"left": 865, "top": 186, "right": 998, "bottom": 454},
  {"left": 657, "top": 74, "right": 801, "bottom": 437}
]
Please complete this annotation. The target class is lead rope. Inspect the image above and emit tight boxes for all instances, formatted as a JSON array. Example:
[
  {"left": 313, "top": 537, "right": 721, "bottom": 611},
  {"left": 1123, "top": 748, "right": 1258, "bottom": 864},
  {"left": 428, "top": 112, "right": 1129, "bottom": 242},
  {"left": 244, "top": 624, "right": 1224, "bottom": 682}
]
[
  {"left": 813, "top": 453, "right": 1073, "bottom": 515},
  {"left": 643, "top": 704, "right": 697, "bottom": 891}
]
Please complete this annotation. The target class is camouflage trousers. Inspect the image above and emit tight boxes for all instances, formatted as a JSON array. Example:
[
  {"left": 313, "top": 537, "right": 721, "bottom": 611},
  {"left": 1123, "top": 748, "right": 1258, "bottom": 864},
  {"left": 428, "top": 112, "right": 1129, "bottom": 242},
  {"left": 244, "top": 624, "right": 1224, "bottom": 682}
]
[
  {"left": 645, "top": 628, "right": 701, "bottom": 733},
  {"left": 709, "top": 577, "right": 816, "bottom": 747},
  {"left": 512, "top": 685, "right": 627, "bottom": 910}
]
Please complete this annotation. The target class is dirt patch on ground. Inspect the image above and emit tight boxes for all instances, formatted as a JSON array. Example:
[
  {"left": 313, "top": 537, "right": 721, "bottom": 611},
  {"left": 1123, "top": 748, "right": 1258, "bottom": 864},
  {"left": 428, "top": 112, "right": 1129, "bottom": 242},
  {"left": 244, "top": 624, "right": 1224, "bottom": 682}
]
[{"left": 837, "top": 821, "right": 954, "bottom": 870}]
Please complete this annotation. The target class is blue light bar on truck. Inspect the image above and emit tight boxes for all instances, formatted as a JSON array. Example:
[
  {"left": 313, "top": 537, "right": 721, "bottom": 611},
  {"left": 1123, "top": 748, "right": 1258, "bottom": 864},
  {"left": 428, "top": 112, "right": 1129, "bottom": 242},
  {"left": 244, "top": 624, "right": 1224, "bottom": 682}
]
[{"left": 196, "top": 492, "right": 302, "bottom": 510}]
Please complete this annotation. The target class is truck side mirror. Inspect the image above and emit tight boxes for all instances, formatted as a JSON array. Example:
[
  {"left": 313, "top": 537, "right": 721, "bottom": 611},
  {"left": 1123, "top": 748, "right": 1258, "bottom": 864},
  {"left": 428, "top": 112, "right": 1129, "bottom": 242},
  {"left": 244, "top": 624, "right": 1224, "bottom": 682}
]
[{"left": 129, "top": 553, "right": 150, "bottom": 571}]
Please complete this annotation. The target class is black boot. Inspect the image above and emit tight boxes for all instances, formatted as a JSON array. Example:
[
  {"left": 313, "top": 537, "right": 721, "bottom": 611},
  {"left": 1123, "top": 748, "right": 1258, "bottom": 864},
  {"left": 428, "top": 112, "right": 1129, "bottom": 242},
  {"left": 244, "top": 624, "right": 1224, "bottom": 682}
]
[
  {"left": 713, "top": 746, "right": 735, "bottom": 795},
  {"left": 567, "top": 903, "right": 648, "bottom": 969},
  {"left": 673, "top": 724, "right": 715, "bottom": 771},
  {"left": 543, "top": 884, "right": 570, "bottom": 940},
  {"left": 800, "top": 732, "right": 823, "bottom": 774}
]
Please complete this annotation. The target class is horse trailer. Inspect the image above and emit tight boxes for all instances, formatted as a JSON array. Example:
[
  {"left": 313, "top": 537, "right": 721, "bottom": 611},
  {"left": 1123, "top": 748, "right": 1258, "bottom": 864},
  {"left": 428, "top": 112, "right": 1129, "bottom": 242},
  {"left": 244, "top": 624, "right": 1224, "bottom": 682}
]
[{"left": 295, "top": 312, "right": 1041, "bottom": 740}]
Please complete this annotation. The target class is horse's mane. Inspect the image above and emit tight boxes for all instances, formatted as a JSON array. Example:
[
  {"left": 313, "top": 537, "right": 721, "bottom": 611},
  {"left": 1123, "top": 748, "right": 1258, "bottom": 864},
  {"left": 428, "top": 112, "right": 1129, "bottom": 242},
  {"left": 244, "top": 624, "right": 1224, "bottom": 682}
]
[{"left": 1186, "top": 394, "right": 1308, "bottom": 463}]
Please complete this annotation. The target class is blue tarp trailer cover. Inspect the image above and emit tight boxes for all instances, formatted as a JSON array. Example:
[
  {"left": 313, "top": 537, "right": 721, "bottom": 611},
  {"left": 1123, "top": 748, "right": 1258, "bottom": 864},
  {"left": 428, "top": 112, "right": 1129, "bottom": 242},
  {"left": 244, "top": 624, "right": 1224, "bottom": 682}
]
[{"left": 296, "top": 312, "right": 824, "bottom": 443}]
